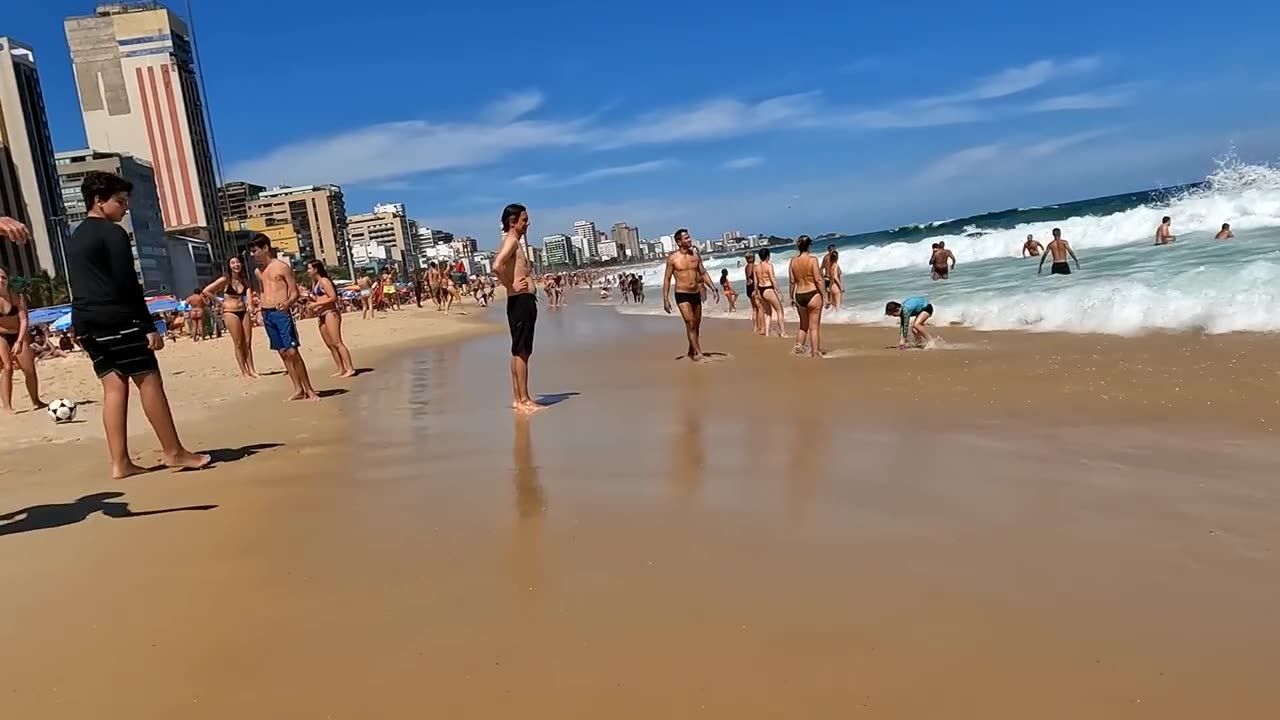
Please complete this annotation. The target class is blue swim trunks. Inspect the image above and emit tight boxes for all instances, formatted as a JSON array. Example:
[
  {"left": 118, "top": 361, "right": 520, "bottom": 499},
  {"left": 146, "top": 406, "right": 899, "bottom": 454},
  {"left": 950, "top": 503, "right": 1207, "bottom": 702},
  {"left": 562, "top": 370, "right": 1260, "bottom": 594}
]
[{"left": 261, "top": 307, "right": 300, "bottom": 351}]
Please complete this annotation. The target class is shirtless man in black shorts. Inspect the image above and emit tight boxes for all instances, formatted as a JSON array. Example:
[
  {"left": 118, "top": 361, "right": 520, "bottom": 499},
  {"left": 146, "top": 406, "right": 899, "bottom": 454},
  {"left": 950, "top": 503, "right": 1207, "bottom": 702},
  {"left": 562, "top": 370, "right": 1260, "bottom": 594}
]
[
  {"left": 930, "top": 241, "right": 956, "bottom": 280},
  {"left": 494, "top": 203, "right": 541, "bottom": 412},
  {"left": 662, "top": 228, "right": 717, "bottom": 361},
  {"left": 1037, "top": 228, "right": 1080, "bottom": 276}
]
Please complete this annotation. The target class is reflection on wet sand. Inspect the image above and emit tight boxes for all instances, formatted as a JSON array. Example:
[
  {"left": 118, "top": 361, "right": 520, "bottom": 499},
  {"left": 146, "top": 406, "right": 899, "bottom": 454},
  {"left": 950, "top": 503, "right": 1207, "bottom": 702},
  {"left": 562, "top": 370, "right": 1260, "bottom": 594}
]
[{"left": 670, "top": 369, "right": 706, "bottom": 502}]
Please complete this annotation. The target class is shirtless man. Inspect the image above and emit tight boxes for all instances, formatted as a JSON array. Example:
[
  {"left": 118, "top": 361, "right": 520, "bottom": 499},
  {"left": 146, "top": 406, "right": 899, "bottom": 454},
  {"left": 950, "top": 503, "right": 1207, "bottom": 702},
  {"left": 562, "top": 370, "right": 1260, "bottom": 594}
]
[
  {"left": 356, "top": 274, "right": 373, "bottom": 319},
  {"left": 1155, "top": 216, "right": 1176, "bottom": 245},
  {"left": 824, "top": 248, "right": 844, "bottom": 309},
  {"left": 1215, "top": 223, "right": 1234, "bottom": 240},
  {"left": 184, "top": 289, "right": 208, "bottom": 341},
  {"left": 427, "top": 262, "right": 442, "bottom": 311},
  {"left": 930, "top": 241, "right": 956, "bottom": 280},
  {"left": 1022, "top": 234, "right": 1043, "bottom": 257},
  {"left": 1037, "top": 228, "right": 1080, "bottom": 276},
  {"left": 662, "top": 228, "right": 717, "bottom": 361},
  {"left": 249, "top": 235, "right": 319, "bottom": 400},
  {"left": 494, "top": 203, "right": 540, "bottom": 413}
]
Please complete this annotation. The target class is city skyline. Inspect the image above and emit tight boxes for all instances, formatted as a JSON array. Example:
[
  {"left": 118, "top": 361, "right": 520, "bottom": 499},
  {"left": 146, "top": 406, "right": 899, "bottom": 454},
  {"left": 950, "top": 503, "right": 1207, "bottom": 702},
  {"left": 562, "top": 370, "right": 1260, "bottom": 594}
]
[{"left": 6, "top": 1, "right": 1280, "bottom": 251}]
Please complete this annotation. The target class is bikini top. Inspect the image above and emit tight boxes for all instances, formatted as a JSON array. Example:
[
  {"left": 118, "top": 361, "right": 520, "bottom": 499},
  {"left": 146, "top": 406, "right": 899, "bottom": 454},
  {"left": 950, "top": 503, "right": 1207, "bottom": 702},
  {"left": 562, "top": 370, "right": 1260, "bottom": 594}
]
[{"left": 1, "top": 292, "right": 18, "bottom": 316}]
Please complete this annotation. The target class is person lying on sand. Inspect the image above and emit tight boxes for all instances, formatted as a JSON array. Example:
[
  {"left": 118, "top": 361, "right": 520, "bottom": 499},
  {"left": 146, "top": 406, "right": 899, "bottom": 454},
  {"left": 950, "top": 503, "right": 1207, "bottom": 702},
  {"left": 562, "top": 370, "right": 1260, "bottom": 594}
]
[{"left": 885, "top": 296, "right": 933, "bottom": 350}]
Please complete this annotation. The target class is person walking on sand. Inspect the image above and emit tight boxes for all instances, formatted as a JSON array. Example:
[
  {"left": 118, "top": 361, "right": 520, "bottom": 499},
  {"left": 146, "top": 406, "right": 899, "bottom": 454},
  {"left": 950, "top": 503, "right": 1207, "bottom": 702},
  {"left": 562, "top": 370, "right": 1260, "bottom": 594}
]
[
  {"left": 357, "top": 274, "right": 374, "bottom": 319},
  {"left": 494, "top": 203, "right": 541, "bottom": 413},
  {"left": 202, "top": 256, "right": 259, "bottom": 378},
  {"left": 719, "top": 269, "right": 738, "bottom": 313},
  {"left": 250, "top": 235, "right": 319, "bottom": 401},
  {"left": 0, "top": 264, "right": 45, "bottom": 412},
  {"left": 662, "top": 228, "right": 718, "bottom": 361},
  {"left": 185, "top": 289, "right": 208, "bottom": 342},
  {"left": 1155, "top": 216, "right": 1176, "bottom": 245},
  {"left": 754, "top": 248, "right": 787, "bottom": 337},
  {"left": 306, "top": 260, "right": 355, "bottom": 378},
  {"left": 885, "top": 296, "right": 933, "bottom": 350},
  {"left": 1022, "top": 234, "right": 1043, "bottom": 257},
  {"left": 930, "top": 241, "right": 956, "bottom": 280},
  {"left": 1038, "top": 228, "right": 1081, "bottom": 276},
  {"left": 788, "top": 235, "right": 827, "bottom": 358},
  {"left": 1215, "top": 223, "right": 1234, "bottom": 240},
  {"left": 67, "top": 171, "right": 209, "bottom": 478},
  {"left": 744, "top": 252, "right": 763, "bottom": 334}
]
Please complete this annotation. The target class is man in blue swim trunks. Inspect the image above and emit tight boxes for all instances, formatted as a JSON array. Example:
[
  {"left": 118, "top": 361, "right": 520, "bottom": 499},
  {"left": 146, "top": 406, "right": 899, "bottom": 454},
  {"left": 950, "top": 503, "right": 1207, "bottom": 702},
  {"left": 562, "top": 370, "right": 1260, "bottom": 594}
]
[
  {"left": 250, "top": 235, "right": 319, "bottom": 400},
  {"left": 884, "top": 296, "right": 933, "bottom": 349}
]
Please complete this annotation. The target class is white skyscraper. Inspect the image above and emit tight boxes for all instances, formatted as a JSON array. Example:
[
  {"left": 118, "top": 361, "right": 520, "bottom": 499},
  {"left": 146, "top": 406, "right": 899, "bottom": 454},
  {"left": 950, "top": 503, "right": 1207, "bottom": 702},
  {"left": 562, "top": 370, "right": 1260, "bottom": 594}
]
[{"left": 572, "top": 219, "right": 598, "bottom": 260}]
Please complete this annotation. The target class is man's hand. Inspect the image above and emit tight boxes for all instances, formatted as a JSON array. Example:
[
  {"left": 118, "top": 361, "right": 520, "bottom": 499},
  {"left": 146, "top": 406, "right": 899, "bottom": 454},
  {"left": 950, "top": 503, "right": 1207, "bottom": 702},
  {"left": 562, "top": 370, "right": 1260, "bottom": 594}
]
[
  {"left": 0, "top": 217, "right": 30, "bottom": 244},
  {"left": 663, "top": 297, "right": 672, "bottom": 315},
  {"left": 513, "top": 276, "right": 530, "bottom": 293},
  {"left": 146, "top": 332, "right": 165, "bottom": 352}
]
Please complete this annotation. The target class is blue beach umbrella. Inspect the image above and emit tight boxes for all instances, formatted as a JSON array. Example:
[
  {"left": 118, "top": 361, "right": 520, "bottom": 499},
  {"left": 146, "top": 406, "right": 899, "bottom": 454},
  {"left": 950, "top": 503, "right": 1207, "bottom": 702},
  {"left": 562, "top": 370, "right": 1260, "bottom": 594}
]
[{"left": 50, "top": 312, "right": 73, "bottom": 332}]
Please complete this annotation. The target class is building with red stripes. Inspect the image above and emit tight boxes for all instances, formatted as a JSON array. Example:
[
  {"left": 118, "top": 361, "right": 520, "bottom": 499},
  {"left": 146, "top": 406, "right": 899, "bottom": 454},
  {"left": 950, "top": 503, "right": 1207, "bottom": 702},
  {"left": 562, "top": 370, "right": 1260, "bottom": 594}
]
[{"left": 64, "top": 2, "right": 227, "bottom": 261}]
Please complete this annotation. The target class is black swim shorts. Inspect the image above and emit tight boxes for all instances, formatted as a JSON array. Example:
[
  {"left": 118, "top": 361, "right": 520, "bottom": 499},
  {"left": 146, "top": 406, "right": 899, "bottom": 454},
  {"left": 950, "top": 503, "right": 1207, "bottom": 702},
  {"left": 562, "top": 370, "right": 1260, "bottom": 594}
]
[
  {"left": 79, "top": 326, "right": 159, "bottom": 378},
  {"left": 1051, "top": 262, "right": 1072, "bottom": 275},
  {"left": 507, "top": 292, "right": 537, "bottom": 357},
  {"left": 674, "top": 291, "right": 702, "bottom": 307}
]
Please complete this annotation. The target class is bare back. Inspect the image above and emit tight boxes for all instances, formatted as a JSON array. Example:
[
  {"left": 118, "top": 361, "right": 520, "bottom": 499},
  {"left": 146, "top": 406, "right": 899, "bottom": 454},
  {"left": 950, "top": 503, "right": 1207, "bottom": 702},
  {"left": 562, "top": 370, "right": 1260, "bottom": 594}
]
[
  {"left": 496, "top": 231, "right": 533, "bottom": 296},
  {"left": 754, "top": 260, "right": 777, "bottom": 288},
  {"left": 789, "top": 254, "right": 820, "bottom": 294},
  {"left": 256, "top": 259, "right": 293, "bottom": 308},
  {"left": 1047, "top": 238, "right": 1071, "bottom": 262}
]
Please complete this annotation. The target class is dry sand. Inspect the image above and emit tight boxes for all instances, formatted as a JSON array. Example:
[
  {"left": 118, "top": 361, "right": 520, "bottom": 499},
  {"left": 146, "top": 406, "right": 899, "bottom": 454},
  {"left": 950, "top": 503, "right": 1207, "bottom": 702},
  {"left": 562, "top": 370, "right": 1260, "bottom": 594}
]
[{"left": 2, "top": 294, "right": 1278, "bottom": 718}]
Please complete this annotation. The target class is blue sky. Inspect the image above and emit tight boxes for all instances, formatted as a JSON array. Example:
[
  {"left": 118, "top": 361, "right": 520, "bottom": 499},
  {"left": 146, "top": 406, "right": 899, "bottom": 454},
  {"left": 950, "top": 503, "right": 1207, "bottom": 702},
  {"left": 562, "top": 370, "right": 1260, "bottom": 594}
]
[{"left": 10, "top": 0, "right": 1280, "bottom": 247}]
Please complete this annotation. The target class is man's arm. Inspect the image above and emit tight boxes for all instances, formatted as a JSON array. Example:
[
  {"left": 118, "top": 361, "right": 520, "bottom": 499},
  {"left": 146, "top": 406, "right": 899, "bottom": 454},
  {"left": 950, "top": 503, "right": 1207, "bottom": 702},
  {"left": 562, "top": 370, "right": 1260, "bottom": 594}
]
[
  {"left": 661, "top": 256, "right": 675, "bottom": 313},
  {"left": 14, "top": 290, "right": 30, "bottom": 353},
  {"left": 948, "top": 251, "right": 957, "bottom": 269},
  {"left": 280, "top": 262, "right": 301, "bottom": 309},
  {"left": 104, "top": 225, "right": 154, "bottom": 330},
  {"left": 901, "top": 312, "right": 911, "bottom": 343},
  {"left": 1037, "top": 250, "right": 1049, "bottom": 274},
  {"left": 0, "top": 217, "right": 30, "bottom": 244},
  {"left": 788, "top": 261, "right": 797, "bottom": 304},
  {"left": 492, "top": 235, "right": 518, "bottom": 288},
  {"left": 1067, "top": 244, "right": 1080, "bottom": 268}
]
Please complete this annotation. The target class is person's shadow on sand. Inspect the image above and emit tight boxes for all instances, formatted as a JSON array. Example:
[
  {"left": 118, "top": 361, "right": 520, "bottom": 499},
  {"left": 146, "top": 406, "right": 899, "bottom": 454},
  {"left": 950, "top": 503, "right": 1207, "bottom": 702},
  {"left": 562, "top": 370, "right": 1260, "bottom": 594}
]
[
  {"left": 534, "top": 392, "right": 580, "bottom": 407},
  {"left": 0, "top": 492, "right": 216, "bottom": 538},
  {"left": 203, "top": 442, "right": 284, "bottom": 466}
]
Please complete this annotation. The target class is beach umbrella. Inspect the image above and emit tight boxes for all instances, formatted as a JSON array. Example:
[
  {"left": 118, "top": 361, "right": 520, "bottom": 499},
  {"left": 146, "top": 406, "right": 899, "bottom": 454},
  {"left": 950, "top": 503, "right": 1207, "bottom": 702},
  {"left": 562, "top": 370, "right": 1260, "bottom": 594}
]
[
  {"left": 50, "top": 312, "right": 73, "bottom": 332},
  {"left": 26, "top": 304, "right": 72, "bottom": 325},
  {"left": 146, "top": 297, "right": 181, "bottom": 314}
]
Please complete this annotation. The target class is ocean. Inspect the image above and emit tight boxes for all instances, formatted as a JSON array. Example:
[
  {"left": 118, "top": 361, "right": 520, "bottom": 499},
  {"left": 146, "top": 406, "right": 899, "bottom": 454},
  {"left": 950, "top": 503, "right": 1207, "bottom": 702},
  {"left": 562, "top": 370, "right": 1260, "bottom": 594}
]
[{"left": 618, "top": 158, "right": 1280, "bottom": 335}]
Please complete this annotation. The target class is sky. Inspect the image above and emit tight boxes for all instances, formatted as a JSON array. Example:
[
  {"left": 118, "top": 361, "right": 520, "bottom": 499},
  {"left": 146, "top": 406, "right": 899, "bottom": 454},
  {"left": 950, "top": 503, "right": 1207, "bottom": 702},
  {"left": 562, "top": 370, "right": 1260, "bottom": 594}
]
[{"left": 8, "top": 0, "right": 1280, "bottom": 248}]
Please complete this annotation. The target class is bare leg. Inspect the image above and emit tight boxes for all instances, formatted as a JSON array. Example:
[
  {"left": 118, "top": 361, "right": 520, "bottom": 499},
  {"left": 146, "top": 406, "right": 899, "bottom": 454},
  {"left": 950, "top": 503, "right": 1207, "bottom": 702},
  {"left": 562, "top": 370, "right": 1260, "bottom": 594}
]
[
  {"left": 795, "top": 299, "right": 809, "bottom": 353},
  {"left": 101, "top": 372, "right": 147, "bottom": 478},
  {"left": 0, "top": 341, "right": 14, "bottom": 412},
  {"left": 134, "top": 371, "right": 210, "bottom": 470},
  {"left": 691, "top": 302, "right": 705, "bottom": 359},
  {"left": 327, "top": 314, "right": 355, "bottom": 376},
  {"left": 319, "top": 321, "right": 342, "bottom": 375},
  {"left": 808, "top": 301, "right": 824, "bottom": 357},
  {"left": 242, "top": 318, "right": 259, "bottom": 378},
  {"left": 770, "top": 292, "right": 788, "bottom": 337},
  {"left": 15, "top": 343, "right": 43, "bottom": 407},
  {"left": 282, "top": 349, "right": 319, "bottom": 400},
  {"left": 677, "top": 302, "right": 700, "bottom": 360}
]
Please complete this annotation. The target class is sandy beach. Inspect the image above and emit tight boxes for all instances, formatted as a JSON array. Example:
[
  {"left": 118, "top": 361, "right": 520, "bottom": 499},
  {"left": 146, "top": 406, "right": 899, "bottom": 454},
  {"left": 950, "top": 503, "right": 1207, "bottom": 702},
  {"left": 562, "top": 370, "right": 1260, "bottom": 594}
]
[{"left": 2, "top": 293, "right": 1279, "bottom": 718}]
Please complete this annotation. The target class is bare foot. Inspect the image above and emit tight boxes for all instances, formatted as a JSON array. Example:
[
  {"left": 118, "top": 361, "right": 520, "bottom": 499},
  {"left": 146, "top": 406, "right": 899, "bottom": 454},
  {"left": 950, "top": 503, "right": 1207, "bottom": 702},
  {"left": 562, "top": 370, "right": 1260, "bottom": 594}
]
[
  {"left": 4, "top": 405, "right": 15, "bottom": 414},
  {"left": 112, "top": 462, "right": 153, "bottom": 479},
  {"left": 519, "top": 400, "right": 545, "bottom": 413},
  {"left": 286, "top": 391, "right": 307, "bottom": 401},
  {"left": 340, "top": 370, "right": 357, "bottom": 378},
  {"left": 165, "top": 451, "right": 212, "bottom": 471}
]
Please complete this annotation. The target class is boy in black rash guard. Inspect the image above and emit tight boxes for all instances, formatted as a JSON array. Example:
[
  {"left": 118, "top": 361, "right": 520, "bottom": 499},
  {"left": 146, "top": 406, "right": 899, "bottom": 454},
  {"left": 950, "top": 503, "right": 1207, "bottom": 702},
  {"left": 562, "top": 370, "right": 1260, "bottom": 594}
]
[{"left": 69, "top": 171, "right": 210, "bottom": 478}]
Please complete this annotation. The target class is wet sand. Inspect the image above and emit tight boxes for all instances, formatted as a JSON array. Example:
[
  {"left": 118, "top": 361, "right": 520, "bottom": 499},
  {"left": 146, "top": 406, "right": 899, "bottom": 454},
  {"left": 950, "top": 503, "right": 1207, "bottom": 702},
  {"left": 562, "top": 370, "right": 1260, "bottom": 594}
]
[{"left": 2, "top": 295, "right": 1279, "bottom": 718}]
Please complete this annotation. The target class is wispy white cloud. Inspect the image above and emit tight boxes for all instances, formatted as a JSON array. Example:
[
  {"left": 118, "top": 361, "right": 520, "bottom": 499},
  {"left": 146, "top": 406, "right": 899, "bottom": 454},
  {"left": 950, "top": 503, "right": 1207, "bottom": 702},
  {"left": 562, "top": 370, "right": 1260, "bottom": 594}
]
[
  {"left": 723, "top": 156, "right": 764, "bottom": 169},
  {"left": 518, "top": 160, "right": 675, "bottom": 188},
  {"left": 915, "top": 144, "right": 1005, "bottom": 184},
  {"left": 484, "top": 89, "right": 545, "bottom": 123},
  {"left": 917, "top": 56, "right": 1103, "bottom": 106},
  {"left": 844, "top": 105, "right": 986, "bottom": 129},
  {"left": 915, "top": 128, "right": 1114, "bottom": 185},
  {"left": 1031, "top": 88, "right": 1132, "bottom": 112},
  {"left": 602, "top": 92, "right": 822, "bottom": 148},
  {"left": 514, "top": 173, "right": 552, "bottom": 186},
  {"left": 1021, "top": 129, "right": 1116, "bottom": 158}
]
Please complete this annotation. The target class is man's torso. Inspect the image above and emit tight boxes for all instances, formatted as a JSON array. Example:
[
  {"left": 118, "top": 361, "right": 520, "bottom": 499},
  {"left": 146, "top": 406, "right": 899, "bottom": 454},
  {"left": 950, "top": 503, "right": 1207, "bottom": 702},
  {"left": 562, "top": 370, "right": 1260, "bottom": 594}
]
[
  {"left": 670, "top": 252, "right": 702, "bottom": 292},
  {"left": 1048, "top": 239, "right": 1069, "bottom": 261},
  {"left": 257, "top": 261, "right": 290, "bottom": 307}
]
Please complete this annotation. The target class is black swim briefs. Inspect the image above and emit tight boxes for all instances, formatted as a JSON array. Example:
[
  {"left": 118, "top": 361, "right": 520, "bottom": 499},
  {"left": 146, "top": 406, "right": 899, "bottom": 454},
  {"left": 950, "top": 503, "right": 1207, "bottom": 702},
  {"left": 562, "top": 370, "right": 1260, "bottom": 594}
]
[
  {"left": 1051, "top": 262, "right": 1072, "bottom": 275},
  {"left": 507, "top": 292, "right": 537, "bottom": 357},
  {"left": 79, "top": 326, "right": 160, "bottom": 378},
  {"left": 674, "top": 291, "right": 702, "bottom": 307}
]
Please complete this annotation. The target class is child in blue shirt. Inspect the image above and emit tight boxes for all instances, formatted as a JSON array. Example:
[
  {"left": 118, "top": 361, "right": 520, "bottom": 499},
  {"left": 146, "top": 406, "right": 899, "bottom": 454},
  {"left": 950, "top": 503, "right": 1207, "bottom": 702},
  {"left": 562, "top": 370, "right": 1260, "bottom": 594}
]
[{"left": 884, "top": 296, "right": 933, "bottom": 349}]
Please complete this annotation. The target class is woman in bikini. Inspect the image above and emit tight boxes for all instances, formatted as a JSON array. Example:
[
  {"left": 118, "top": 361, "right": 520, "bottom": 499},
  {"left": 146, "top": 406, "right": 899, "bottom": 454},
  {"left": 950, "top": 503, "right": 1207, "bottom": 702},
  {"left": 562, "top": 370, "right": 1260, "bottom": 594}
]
[
  {"left": 719, "top": 269, "right": 738, "bottom": 314},
  {"left": 744, "top": 253, "right": 763, "bottom": 334},
  {"left": 753, "top": 248, "right": 787, "bottom": 337},
  {"left": 203, "top": 255, "right": 259, "bottom": 378},
  {"left": 306, "top": 260, "right": 355, "bottom": 377},
  {"left": 0, "top": 264, "right": 45, "bottom": 411},
  {"left": 787, "top": 235, "right": 827, "bottom": 358}
]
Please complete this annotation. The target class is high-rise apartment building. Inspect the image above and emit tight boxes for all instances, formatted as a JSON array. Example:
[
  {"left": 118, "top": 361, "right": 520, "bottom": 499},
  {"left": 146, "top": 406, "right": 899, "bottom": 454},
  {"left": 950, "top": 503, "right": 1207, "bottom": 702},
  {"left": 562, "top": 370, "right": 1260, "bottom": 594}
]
[
  {"left": 217, "top": 180, "right": 264, "bottom": 223},
  {"left": 612, "top": 222, "right": 640, "bottom": 262},
  {"left": 56, "top": 149, "right": 170, "bottom": 292},
  {"left": 722, "top": 230, "right": 743, "bottom": 243},
  {"left": 598, "top": 240, "right": 618, "bottom": 261},
  {"left": 64, "top": 2, "right": 225, "bottom": 257},
  {"left": 572, "top": 220, "right": 598, "bottom": 261},
  {"left": 0, "top": 37, "right": 67, "bottom": 278},
  {"left": 348, "top": 208, "right": 416, "bottom": 279},
  {"left": 542, "top": 233, "right": 573, "bottom": 267},
  {"left": 245, "top": 184, "right": 347, "bottom": 268}
]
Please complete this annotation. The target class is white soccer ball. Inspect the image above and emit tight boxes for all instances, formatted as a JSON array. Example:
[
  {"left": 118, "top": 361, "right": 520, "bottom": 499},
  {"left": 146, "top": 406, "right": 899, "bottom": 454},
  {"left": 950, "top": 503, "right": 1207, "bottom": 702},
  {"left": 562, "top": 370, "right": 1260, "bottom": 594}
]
[{"left": 48, "top": 398, "right": 77, "bottom": 424}]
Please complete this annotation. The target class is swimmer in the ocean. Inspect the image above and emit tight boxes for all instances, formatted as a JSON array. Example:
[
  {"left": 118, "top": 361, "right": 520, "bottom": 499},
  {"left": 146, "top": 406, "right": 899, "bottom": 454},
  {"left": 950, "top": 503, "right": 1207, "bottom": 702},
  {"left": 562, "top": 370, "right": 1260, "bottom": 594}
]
[
  {"left": 1155, "top": 216, "right": 1176, "bottom": 245},
  {"left": 930, "top": 241, "right": 955, "bottom": 280},
  {"left": 1022, "top": 234, "right": 1043, "bottom": 257},
  {"left": 1037, "top": 228, "right": 1080, "bottom": 276},
  {"left": 885, "top": 296, "right": 932, "bottom": 349},
  {"left": 1215, "top": 223, "right": 1234, "bottom": 240}
]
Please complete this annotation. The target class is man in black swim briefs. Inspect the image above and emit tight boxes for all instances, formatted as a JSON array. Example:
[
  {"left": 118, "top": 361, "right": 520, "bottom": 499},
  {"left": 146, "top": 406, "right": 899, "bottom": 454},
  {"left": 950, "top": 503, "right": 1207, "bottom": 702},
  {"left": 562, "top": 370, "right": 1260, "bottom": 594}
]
[
  {"left": 494, "top": 203, "right": 542, "bottom": 413},
  {"left": 1038, "top": 227, "right": 1081, "bottom": 276},
  {"left": 663, "top": 228, "right": 717, "bottom": 361}
]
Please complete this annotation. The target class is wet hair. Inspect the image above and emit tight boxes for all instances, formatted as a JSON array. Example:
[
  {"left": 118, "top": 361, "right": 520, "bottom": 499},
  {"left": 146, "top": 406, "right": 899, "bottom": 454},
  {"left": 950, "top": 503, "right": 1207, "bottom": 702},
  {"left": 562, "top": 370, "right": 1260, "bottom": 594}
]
[
  {"left": 720, "top": 268, "right": 728, "bottom": 277},
  {"left": 827, "top": 244, "right": 836, "bottom": 252},
  {"left": 931, "top": 242, "right": 940, "bottom": 249},
  {"left": 307, "top": 260, "right": 329, "bottom": 278},
  {"left": 797, "top": 235, "right": 812, "bottom": 252},
  {"left": 1052, "top": 227, "right": 1061, "bottom": 237},
  {"left": 938, "top": 241, "right": 946, "bottom": 248},
  {"left": 759, "top": 248, "right": 771, "bottom": 261},
  {"left": 249, "top": 233, "right": 271, "bottom": 251},
  {"left": 501, "top": 203, "right": 527, "bottom": 232},
  {"left": 674, "top": 228, "right": 690, "bottom": 241},
  {"left": 830, "top": 249, "right": 839, "bottom": 259},
  {"left": 1162, "top": 216, "right": 1171, "bottom": 224},
  {"left": 81, "top": 170, "right": 132, "bottom": 206},
  {"left": 1222, "top": 223, "right": 1231, "bottom": 229},
  {"left": 885, "top": 301, "right": 902, "bottom": 316}
]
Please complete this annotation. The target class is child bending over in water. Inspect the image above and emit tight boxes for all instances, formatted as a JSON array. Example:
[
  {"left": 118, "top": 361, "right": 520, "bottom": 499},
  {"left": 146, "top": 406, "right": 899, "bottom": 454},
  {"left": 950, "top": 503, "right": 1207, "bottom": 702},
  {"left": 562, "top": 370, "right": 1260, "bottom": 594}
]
[{"left": 885, "top": 296, "right": 933, "bottom": 349}]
